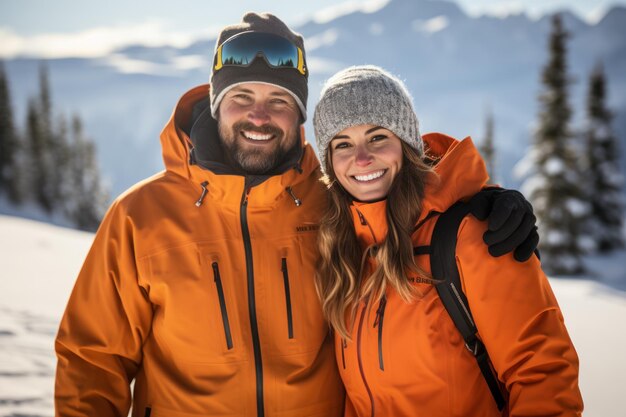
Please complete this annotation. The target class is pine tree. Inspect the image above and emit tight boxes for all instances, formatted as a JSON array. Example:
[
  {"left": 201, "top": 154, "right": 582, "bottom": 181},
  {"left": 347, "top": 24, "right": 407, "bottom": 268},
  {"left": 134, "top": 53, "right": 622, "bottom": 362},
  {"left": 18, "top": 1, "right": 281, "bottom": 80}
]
[
  {"left": 26, "top": 96, "right": 53, "bottom": 211},
  {"left": 0, "top": 61, "right": 22, "bottom": 203},
  {"left": 67, "top": 115, "right": 108, "bottom": 231},
  {"left": 479, "top": 108, "right": 496, "bottom": 184},
  {"left": 38, "top": 62, "right": 63, "bottom": 209},
  {"left": 584, "top": 63, "right": 624, "bottom": 252},
  {"left": 53, "top": 113, "right": 71, "bottom": 207},
  {"left": 25, "top": 62, "right": 65, "bottom": 213},
  {"left": 519, "top": 14, "right": 588, "bottom": 274}
]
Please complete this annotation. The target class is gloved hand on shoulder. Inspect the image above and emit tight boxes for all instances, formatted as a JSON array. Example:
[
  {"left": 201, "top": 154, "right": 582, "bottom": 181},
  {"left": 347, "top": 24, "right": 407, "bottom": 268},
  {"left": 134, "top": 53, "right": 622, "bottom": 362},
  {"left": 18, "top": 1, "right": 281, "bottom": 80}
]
[{"left": 469, "top": 188, "right": 539, "bottom": 262}]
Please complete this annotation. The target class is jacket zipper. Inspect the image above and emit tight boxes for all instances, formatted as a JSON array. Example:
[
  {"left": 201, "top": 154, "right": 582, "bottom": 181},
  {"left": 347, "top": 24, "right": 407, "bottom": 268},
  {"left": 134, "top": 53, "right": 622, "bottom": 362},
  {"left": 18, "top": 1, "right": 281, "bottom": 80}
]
[
  {"left": 357, "top": 305, "right": 376, "bottom": 417},
  {"left": 355, "top": 207, "right": 379, "bottom": 246},
  {"left": 450, "top": 282, "right": 476, "bottom": 328},
  {"left": 285, "top": 186, "right": 302, "bottom": 206},
  {"left": 281, "top": 258, "right": 294, "bottom": 339},
  {"left": 356, "top": 209, "right": 367, "bottom": 225},
  {"left": 212, "top": 262, "right": 233, "bottom": 349},
  {"left": 241, "top": 187, "right": 265, "bottom": 417},
  {"left": 341, "top": 338, "right": 347, "bottom": 369},
  {"left": 373, "top": 296, "right": 387, "bottom": 371},
  {"left": 195, "top": 181, "right": 209, "bottom": 207}
]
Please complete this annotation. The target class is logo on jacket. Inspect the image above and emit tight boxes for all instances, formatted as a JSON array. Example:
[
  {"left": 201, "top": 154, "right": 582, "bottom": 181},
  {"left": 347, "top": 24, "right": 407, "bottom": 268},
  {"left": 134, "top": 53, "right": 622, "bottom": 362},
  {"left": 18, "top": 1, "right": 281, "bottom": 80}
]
[
  {"left": 407, "top": 276, "right": 431, "bottom": 284},
  {"left": 296, "top": 224, "right": 320, "bottom": 233}
]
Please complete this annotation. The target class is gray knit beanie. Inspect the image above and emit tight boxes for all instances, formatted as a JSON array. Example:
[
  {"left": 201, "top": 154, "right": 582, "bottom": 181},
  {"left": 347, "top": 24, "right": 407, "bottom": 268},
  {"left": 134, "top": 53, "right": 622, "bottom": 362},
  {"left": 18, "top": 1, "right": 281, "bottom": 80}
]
[
  {"left": 210, "top": 12, "right": 308, "bottom": 121},
  {"left": 313, "top": 65, "right": 423, "bottom": 172}
]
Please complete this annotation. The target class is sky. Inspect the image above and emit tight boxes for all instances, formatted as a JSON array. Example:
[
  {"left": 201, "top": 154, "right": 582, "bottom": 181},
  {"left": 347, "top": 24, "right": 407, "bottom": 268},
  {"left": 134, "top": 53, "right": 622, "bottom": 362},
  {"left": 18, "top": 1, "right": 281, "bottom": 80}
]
[{"left": 1, "top": 0, "right": 625, "bottom": 59}]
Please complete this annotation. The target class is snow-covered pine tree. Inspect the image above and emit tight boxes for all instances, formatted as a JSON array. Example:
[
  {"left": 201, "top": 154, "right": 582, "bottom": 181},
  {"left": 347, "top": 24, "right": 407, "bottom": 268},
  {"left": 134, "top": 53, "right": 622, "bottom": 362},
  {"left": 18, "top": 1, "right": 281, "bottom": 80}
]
[
  {"left": 24, "top": 63, "right": 75, "bottom": 215},
  {"left": 67, "top": 115, "right": 108, "bottom": 231},
  {"left": 25, "top": 64, "right": 58, "bottom": 213},
  {"left": 479, "top": 108, "right": 496, "bottom": 184},
  {"left": 0, "top": 61, "right": 22, "bottom": 203},
  {"left": 25, "top": 96, "right": 53, "bottom": 212},
  {"left": 584, "top": 62, "right": 624, "bottom": 252},
  {"left": 52, "top": 113, "right": 71, "bottom": 209},
  {"left": 518, "top": 14, "right": 588, "bottom": 275},
  {"left": 39, "top": 64, "right": 72, "bottom": 211}
]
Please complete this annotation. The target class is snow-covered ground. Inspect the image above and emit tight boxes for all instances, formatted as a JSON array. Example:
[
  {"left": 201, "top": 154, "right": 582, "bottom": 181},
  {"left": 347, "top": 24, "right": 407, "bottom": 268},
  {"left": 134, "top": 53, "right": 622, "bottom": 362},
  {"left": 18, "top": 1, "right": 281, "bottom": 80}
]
[{"left": 1, "top": 214, "right": 625, "bottom": 416}]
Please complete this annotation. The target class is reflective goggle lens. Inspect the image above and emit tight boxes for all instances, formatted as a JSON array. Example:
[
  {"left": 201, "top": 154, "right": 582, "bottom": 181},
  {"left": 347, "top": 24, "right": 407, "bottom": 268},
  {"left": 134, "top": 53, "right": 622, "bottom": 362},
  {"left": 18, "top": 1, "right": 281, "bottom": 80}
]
[{"left": 215, "top": 32, "right": 306, "bottom": 75}]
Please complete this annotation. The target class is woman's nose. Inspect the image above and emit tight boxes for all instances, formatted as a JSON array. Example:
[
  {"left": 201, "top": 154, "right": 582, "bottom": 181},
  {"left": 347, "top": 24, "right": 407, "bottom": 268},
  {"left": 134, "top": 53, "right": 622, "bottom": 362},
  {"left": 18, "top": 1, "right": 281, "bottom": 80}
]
[{"left": 355, "top": 146, "right": 373, "bottom": 166}]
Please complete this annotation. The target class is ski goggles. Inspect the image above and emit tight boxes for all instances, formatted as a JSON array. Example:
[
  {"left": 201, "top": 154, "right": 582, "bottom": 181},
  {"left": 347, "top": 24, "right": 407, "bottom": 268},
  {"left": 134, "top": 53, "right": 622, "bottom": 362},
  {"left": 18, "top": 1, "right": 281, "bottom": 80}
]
[{"left": 214, "top": 31, "right": 307, "bottom": 75}]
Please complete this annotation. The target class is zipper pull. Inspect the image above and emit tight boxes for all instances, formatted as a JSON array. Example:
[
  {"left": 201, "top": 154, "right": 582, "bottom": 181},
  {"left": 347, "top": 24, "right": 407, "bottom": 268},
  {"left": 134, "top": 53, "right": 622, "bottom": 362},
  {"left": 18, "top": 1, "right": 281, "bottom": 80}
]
[
  {"left": 242, "top": 187, "right": 250, "bottom": 207},
  {"left": 373, "top": 296, "right": 387, "bottom": 327},
  {"left": 356, "top": 209, "right": 367, "bottom": 226},
  {"left": 285, "top": 186, "right": 302, "bottom": 207},
  {"left": 195, "top": 181, "right": 209, "bottom": 207},
  {"left": 211, "top": 262, "right": 220, "bottom": 282}
]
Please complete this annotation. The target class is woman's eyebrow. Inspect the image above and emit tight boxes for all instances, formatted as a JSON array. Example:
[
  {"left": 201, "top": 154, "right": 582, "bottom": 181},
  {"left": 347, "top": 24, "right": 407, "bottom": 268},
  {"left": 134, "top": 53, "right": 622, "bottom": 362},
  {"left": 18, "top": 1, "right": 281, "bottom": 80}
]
[
  {"left": 365, "top": 126, "right": 384, "bottom": 134},
  {"left": 332, "top": 126, "right": 385, "bottom": 140}
]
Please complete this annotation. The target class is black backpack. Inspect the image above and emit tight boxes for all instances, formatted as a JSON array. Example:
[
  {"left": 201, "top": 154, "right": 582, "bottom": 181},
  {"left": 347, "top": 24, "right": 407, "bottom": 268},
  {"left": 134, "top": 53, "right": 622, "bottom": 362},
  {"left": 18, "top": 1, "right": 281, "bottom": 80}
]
[{"left": 429, "top": 201, "right": 507, "bottom": 410}]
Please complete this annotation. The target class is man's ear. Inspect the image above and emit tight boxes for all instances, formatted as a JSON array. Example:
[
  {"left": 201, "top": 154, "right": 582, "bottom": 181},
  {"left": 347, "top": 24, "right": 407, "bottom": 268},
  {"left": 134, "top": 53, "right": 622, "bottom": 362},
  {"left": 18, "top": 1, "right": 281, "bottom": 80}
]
[{"left": 299, "top": 125, "right": 306, "bottom": 144}]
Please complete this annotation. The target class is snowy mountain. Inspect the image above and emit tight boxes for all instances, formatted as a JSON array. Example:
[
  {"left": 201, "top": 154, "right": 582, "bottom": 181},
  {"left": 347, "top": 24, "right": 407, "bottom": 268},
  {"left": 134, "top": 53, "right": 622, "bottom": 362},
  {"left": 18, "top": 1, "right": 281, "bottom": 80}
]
[
  {"left": 2, "top": 0, "right": 626, "bottom": 197},
  {"left": 1, "top": 213, "right": 625, "bottom": 416}
]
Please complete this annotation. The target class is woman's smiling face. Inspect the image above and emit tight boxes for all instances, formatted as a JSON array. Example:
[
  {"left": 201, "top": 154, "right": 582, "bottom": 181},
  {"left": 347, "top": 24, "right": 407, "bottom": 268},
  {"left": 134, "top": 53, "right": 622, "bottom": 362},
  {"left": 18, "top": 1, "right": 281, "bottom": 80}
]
[{"left": 330, "top": 124, "right": 403, "bottom": 202}]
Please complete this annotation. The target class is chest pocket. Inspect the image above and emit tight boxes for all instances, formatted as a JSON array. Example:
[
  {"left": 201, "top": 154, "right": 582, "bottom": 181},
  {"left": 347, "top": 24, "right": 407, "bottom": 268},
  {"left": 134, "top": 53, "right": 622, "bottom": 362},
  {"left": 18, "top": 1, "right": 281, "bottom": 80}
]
[
  {"left": 258, "top": 235, "right": 328, "bottom": 356},
  {"left": 141, "top": 243, "right": 247, "bottom": 365}
]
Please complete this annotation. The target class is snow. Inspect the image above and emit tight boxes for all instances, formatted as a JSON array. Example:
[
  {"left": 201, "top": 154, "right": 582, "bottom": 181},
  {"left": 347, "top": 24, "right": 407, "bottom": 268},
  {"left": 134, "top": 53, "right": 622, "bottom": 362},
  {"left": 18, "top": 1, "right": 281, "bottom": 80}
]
[
  {"left": 565, "top": 197, "right": 590, "bottom": 217},
  {"left": 519, "top": 174, "right": 547, "bottom": 202},
  {"left": 1, "top": 214, "right": 625, "bottom": 416},
  {"left": 545, "top": 229, "right": 567, "bottom": 245},
  {"left": 412, "top": 16, "right": 450, "bottom": 33},
  {"left": 545, "top": 156, "right": 565, "bottom": 175},
  {"left": 0, "top": 215, "right": 92, "bottom": 416},
  {"left": 513, "top": 148, "right": 537, "bottom": 179}
]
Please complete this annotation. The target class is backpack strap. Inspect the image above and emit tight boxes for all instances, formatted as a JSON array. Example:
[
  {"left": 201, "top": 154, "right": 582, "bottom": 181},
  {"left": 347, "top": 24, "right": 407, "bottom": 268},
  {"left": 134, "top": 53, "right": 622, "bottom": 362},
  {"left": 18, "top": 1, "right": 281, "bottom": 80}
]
[{"left": 430, "top": 201, "right": 506, "bottom": 410}]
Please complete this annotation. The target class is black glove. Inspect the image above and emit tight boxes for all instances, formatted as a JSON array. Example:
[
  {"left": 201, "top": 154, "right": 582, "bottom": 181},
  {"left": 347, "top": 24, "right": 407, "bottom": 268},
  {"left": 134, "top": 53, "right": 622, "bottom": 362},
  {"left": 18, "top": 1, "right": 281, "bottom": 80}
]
[{"left": 468, "top": 188, "right": 539, "bottom": 262}]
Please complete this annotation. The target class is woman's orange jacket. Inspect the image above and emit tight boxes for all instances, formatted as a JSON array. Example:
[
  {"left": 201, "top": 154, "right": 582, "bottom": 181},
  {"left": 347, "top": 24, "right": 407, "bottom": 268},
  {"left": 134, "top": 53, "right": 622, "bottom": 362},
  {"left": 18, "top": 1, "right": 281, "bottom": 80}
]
[
  {"left": 54, "top": 86, "right": 344, "bottom": 416},
  {"left": 339, "top": 134, "right": 583, "bottom": 417}
]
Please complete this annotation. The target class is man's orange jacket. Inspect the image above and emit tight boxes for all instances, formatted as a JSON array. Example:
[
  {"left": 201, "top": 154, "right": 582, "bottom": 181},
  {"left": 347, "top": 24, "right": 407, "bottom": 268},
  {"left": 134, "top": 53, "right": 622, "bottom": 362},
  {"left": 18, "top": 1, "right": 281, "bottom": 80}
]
[{"left": 55, "top": 85, "right": 344, "bottom": 417}]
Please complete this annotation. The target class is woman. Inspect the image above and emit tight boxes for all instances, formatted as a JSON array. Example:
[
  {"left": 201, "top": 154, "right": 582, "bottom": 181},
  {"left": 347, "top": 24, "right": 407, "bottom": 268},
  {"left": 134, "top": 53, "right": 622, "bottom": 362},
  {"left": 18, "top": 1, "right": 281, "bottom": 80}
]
[{"left": 313, "top": 65, "right": 583, "bottom": 417}]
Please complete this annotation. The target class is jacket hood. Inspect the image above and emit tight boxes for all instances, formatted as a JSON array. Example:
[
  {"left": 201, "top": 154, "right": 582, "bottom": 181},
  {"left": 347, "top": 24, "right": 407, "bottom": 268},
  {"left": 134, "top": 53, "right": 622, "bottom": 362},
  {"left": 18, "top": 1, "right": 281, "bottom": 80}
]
[
  {"left": 159, "top": 85, "right": 321, "bottom": 203},
  {"left": 419, "top": 133, "right": 489, "bottom": 220}
]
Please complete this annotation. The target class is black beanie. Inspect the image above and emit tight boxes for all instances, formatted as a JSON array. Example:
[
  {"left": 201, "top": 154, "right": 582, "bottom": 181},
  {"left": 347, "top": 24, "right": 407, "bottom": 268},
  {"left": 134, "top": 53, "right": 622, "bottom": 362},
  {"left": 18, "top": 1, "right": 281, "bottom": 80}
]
[{"left": 209, "top": 12, "right": 309, "bottom": 121}]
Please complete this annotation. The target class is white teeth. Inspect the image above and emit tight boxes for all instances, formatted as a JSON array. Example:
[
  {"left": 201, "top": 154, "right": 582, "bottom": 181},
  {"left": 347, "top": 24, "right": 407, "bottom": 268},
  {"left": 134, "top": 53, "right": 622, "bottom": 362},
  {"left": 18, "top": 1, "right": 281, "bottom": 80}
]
[
  {"left": 243, "top": 131, "right": 273, "bottom": 141},
  {"left": 354, "top": 170, "right": 385, "bottom": 182}
]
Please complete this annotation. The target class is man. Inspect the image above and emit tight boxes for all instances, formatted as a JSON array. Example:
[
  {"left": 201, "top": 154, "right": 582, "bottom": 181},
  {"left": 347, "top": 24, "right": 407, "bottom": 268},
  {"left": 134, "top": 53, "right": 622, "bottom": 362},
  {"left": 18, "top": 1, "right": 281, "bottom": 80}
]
[{"left": 55, "top": 12, "right": 538, "bottom": 417}]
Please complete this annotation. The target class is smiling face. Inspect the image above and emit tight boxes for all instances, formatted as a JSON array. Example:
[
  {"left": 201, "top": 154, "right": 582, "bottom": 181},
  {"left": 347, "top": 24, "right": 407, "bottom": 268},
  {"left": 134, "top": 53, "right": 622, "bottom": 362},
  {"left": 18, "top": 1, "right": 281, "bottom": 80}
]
[
  {"left": 217, "top": 83, "right": 301, "bottom": 174},
  {"left": 330, "top": 124, "right": 403, "bottom": 202}
]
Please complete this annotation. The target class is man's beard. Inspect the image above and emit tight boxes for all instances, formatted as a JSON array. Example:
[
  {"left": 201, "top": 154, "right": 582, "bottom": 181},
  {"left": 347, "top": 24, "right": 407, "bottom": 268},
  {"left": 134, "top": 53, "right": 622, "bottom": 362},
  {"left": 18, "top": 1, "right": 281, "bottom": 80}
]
[{"left": 218, "top": 120, "right": 299, "bottom": 175}]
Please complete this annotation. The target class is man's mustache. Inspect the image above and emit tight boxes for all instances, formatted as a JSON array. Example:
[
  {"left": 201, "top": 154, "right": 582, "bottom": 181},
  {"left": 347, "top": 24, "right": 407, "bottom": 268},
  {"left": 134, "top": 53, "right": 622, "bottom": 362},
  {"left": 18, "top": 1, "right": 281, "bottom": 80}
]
[{"left": 233, "top": 121, "right": 284, "bottom": 138}]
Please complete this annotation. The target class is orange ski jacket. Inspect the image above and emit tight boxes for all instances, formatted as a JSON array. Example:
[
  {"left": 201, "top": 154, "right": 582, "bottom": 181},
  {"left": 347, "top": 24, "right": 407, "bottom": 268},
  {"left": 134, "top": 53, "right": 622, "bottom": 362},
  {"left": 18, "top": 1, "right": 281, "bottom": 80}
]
[
  {"left": 338, "top": 134, "right": 583, "bottom": 417},
  {"left": 55, "top": 85, "right": 344, "bottom": 417}
]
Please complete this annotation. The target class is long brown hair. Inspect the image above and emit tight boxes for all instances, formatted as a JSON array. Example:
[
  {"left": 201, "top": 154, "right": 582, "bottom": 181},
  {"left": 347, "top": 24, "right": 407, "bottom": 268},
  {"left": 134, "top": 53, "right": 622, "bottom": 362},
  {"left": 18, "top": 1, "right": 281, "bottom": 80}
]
[{"left": 316, "top": 141, "right": 435, "bottom": 338}]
